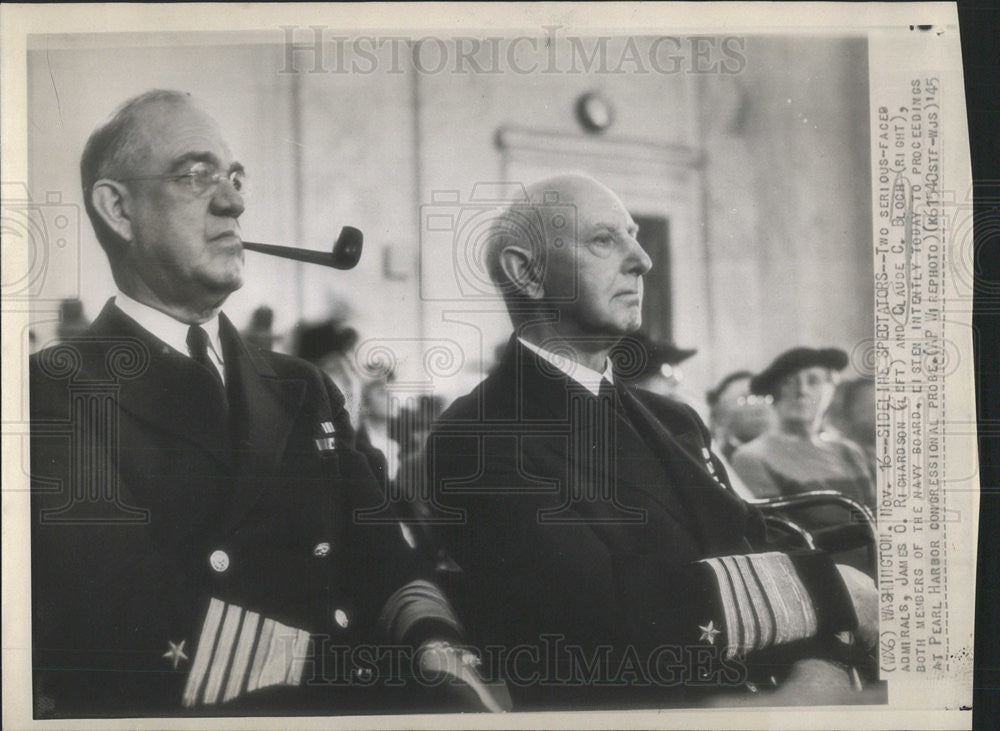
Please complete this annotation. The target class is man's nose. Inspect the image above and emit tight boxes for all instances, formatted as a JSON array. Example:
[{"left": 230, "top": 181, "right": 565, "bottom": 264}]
[
  {"left": 209, "top": 179, "right": 245, "bottom": 218},
  {"left": 624, "top": 236, "right": 653, "bottom": 275}
]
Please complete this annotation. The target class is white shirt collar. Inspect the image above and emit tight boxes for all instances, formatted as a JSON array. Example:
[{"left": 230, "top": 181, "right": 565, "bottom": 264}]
[
  {"left": 114, "top": 291, "right": 225, "bottom": 374},
  {"left": 518, "top": 337, "right": 614, "bottom": 396}
]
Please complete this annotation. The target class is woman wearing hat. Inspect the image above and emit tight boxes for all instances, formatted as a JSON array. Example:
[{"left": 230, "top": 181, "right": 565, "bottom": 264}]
[{"left": 731, "top": 347, "right": 875, "bottom": 513}]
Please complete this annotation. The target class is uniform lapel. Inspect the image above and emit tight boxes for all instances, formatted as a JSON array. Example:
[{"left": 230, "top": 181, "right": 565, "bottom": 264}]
[
  {"left": 93, "top": 301, "right": 233, "bottom": 470},
  {"left": 604, "top": 390, "right": 703, "bottom": 530},
  {"left": 618, "top": 385, "right": 751, "bottom": 555},
  {"left": 493, "top": 338, "right": 748, "bottom": 554},
  {"left": 616, "top": 385, "right": 717, "bottom": 487},
  {"left": 510, "top": 340, "right": 695, "bottom": 530},
  {"left": 219, "top": 315, "right": 305, "bottom": 533}
]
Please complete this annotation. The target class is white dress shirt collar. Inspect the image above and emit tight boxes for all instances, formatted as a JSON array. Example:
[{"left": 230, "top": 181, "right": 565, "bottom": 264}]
[
  {"left": 114, "top": 291, "right": 225, "bottom": 377},
  {"left": 517, "top": 337, "right": 614, "bottom": 396}
]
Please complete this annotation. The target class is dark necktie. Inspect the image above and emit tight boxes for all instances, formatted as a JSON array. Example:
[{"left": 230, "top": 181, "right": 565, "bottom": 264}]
[
  {"left": 598, "top": 378, "right": 626, "bottom": 425},
  {"left": 186, "top": 324, "right": 226, "bottom": 396},
  {"left": 596, "top": 377, "right": 623, "bottom": 444},
  {"left": 601, "top": 377, "right": 648, "bottom": 446}
]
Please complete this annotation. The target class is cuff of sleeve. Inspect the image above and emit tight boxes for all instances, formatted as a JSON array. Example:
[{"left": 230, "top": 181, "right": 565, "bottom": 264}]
[
  {"left": 786, "top": 551, "right": 859, "bottom": 636},
  {"left": 700, "top": 551, "right": 830, "bottom": 657},
  {"left": 377, "top": 579, "right": 464, "bottom": 645},
  {"left": 404, "top": 617, "right": 464, "bottom": 647}
]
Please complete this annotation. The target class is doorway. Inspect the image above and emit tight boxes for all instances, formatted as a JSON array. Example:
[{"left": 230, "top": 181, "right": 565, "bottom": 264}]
[{"left": 632, "top": 213, "right": 672, "bottom": 344}]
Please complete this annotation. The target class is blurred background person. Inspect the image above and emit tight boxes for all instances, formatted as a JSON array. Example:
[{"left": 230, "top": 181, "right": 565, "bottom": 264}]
[
  {"left": 826, "top": 377, "right": 878, "bottom": 473},
  {"left": 611, "top": 330, "right": 704, "bottom": 418},
  {"left": 295, "top": 318, "right": 363, "bottom": 428},
  {"left": 392, "top": 394, "right": 446, "bottom": 480},
  {"left": 389, "top": 394, "right": 445, "bottom": 520},
  {"left": 356, "top": 383, "right": 458, "bottom": 573},
  {"left": 241, "top": 304, "right": 281, "bottom": 352},
  {"left": 731, "top": 347, "right": 874, "bottom": 508},
  {"left": 360, "top": 374, "right": 401, "bottom": 485},
  {"left": 55, "top": 298, "right": 91, "bottom": 342},
  {"left": 706, "top": 370, "right": 777, "bottom": 462}
]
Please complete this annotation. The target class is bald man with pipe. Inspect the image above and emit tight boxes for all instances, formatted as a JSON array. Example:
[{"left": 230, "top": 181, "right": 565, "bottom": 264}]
[
  {"left": 29, "top": 90, "right": 507, "bottom": 717},
  {"left": 427, "top": 174, "right": 878, "bottom": 708}
]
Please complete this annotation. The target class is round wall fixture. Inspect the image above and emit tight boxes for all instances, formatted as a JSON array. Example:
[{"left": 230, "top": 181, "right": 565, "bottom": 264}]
[{"left": 575, "top": 92, "right": 614, "bottom": 133}]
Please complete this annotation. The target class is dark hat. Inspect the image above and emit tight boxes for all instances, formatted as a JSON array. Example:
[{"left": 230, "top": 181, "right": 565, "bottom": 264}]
[
  {"left": 243, "top": 305, "right": 279, "bottom": 347},
  {"left": 296, "top": 320, "right": 358, "bottom": 364},
  {"left": 59, "top": 298, "right": 86, "bottom": 323},
  {"left": 612, "top": 331, "right": 697, "bottom": 382},
  {"left": 249, "top": 306, "right": 274, "bottom": 330},
  {"left": 750, "top": 347, "right": 849, "bottom": 396},
  {"left": 706, "top": 370, "right": 754, "bottom": 407}
]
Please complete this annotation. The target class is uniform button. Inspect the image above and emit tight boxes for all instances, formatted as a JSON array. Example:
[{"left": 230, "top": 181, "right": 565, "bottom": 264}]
[
  {"left": 334, "top": 609, "right": 350, "bottom": 628},
  {"left": 313, "top": 542, "right": 331, "bottom": 557},
  {"left": 209, "top": 550, "right": 230, "bottom": 573}
]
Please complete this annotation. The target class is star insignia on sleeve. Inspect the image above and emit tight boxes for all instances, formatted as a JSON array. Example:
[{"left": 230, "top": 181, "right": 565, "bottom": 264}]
[
  {"left": 698, "top": 621, "right": 721, "bottom": 644},
  {"left": 163, "top": 639, "right": 189, "bottom": 669}
]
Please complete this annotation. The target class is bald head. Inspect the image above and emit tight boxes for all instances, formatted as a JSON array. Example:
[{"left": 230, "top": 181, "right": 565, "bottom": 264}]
[
  {"left": 487, "top": 174, "right": 628, "bottom": 298},
  {"left": 486, "top": 173, "right": 652, "bottom": 338}
]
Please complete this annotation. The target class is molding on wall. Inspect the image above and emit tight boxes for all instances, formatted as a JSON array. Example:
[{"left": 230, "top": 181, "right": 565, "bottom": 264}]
[{"left": 495, "top": 126, "right": 704, "bottom": 176}]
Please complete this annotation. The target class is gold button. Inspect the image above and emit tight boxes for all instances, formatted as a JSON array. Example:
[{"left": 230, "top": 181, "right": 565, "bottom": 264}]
[{"left": 209, "top": 550, "right": 230, "bottom": 573}]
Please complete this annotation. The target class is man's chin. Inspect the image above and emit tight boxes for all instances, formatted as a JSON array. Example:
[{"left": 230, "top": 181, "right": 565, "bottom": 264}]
[
  {"left": 200, "top": 271, "right": 244, "bottom": 302},
  {"left": 611, "top": 317, "right": 642, "bottom": 338}
]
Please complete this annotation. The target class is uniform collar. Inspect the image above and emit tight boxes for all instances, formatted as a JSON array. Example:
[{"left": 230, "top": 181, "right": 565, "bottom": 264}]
[
  {"left": 115, "top": 290, "right": 223, "bottom": 365},
  {"left": 517, "top": 336, "right": 614, "bottom": 396}
]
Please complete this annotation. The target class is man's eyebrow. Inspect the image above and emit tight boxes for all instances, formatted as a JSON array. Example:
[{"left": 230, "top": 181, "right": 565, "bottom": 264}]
[
  {"left": 585, "top": 222, "right": 638, "bottom": 237},
  {"left": 585, "top": 223, "right": 617, "bottom": 236},
  {"left": 166, "top": 151, "right": 220, "bottom": 173}
]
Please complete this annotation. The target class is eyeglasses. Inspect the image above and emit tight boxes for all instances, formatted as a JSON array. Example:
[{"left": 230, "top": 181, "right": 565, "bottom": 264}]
[
  {"left": 117, "top": 162, "right": 249, "bottom": 199},
  {"left": 737, "top": 394, "right": 774, "bottom": 406}
]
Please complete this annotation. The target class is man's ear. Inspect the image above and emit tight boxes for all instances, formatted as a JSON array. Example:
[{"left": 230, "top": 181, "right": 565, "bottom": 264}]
[
  {"left": 90, "top": 180, "right": 134, "bottom": 245},
  {"left": 498, "top": 246, "right": 544, "bottom": 299}
]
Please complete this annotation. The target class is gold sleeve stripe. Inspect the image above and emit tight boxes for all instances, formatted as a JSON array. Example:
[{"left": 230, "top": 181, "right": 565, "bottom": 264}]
[
  {"left": 285, "top": 628, "right": 312, "bottom": 686},
  {"left": 700, "top": 552, "right": 820, "bottom": 657},
  {"left": 222, "top": 610, "right": 259, "bottom": 703},
  {"left": 182, "top": 597, "right": 225, "bottom": 707},
  {"left": 256, "top": 621, "right": 300, "bottom": 690},
  {"left": 203, "top": 602, "right": 243, "bottom": 704},
  {"left": 747, "top": 553, "right": 790, "bottom": 645},
  {"left": 734, "top": 555, "right": 775, "bottom": 649},
  {"left": 771, "top": 552, "right": 818, "bottom": 639},
  {"left": 701, "top": 557, "right": 740, "bottom": 658},
  {"left": 720, "top": 556, "right": 758, "bottom": 654},
  {"left": 245, "top": 617, "right": 276, "bottom": 694},
  {"left": 183, "top": 599, "right": 311, "bottom": 707}
]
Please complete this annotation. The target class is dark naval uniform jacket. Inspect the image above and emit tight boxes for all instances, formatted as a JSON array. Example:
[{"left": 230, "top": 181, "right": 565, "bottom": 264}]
[
  {"left": 30, "top": 301, "right": 459, "bottom": 718},
  {"left": 427, "top": 337, "right": 860, "bottom": 709}
]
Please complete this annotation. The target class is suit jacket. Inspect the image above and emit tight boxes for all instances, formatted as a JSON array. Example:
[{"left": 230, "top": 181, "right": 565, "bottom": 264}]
[
  {"left": 427, "top": 337, "right": 858, "bottom": 708},
  {"left": 30, "top": 301, "right": 458, "bottom": 718}
]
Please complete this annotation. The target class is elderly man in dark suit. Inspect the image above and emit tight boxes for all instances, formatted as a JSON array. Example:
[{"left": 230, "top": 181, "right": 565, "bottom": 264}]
[
  {"left": 29, "top": 90, "right": 505, "bottom": 718},
  {"left": 426, "top": 173, "right": 877, "bottom": 709}
]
